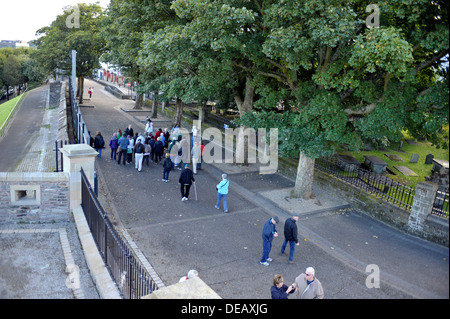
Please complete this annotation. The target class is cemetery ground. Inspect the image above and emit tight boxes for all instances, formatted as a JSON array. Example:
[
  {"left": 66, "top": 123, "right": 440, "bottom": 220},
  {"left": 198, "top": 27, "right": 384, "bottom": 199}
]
[{"left": 337, "top": 131, "right": 449, "bottom": 189}]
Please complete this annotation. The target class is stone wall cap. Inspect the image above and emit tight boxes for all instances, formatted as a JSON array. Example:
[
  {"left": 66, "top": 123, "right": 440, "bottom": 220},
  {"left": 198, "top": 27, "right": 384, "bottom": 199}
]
[{"left": 60, "top": 144, "right": 98, "bottom": 157}]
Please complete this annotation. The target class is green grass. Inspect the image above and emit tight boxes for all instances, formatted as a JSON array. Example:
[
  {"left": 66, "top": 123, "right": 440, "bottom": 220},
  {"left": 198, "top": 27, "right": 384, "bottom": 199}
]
[
  {"left": 0, "top": 94, "right": 26, "bottom": 136},
  {"left": 339, "top": 133, "right": 449, "bottom": 189}
]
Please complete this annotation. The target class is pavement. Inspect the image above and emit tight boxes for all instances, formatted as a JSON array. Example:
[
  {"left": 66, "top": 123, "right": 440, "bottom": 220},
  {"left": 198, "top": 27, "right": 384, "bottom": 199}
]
[{"left": 0, "top": 80, "right": 448, "bottom": 300}]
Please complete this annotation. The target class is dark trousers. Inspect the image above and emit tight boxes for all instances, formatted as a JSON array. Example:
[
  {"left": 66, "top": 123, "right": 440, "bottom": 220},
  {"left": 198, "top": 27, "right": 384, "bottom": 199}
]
[
  {"left": 117, "top": 150, "right": 127, "bottom": 165},
  {"left": 163, "top": 169, "right": 170, "bottom": 180},
  {"left": 180, "top": 184, "right": 191, "bottom": 198}
]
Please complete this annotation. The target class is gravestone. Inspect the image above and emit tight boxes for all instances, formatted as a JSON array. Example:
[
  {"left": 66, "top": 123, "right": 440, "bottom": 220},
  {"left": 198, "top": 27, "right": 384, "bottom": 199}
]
[
  {"left": 425, "top": 153, "right": 434, "bottom": 164},
  {"left": 394, "top": 166, "right": 419, "bottom": 177},
  {"left": 410, "top": 154, "right": 419, "bottom": 163},
  {"left": 384, "top": 153, "right": 404, "bottom": 162}
]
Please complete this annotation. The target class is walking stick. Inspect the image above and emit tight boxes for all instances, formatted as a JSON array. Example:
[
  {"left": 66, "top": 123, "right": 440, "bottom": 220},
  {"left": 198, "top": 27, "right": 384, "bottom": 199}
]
[{"left": 193, "top": 181, "right": 198, "bottom": 200}]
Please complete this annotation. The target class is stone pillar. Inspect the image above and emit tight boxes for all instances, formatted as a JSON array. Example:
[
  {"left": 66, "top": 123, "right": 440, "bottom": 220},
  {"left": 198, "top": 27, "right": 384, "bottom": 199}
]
[
  {"left": 408, "top": 182, "right": 438, "bottom": 232},
  {"left": 60, "top": 144, "right": 98, "bottom": 210}
]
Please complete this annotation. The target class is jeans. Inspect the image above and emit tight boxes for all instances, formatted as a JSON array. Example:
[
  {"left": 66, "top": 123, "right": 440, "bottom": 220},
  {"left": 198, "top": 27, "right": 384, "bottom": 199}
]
[
  {"left": 110, "top": 148, "right": 117, "bottom": 160},
  {"left": 260, "top": 239, "right": 272, "bottom": 263},
  {"left": 215, "top": 193, "right": 228, "bottom": 211},
  {"left": 117, "top": 150, "right": 127, "bottom": 165},
  {"left": 163, "top": 169, "right": 170, "bottom": 180},
  {"left": 96, "top": 148, "right": 102, "bottom": 158},
  {"left": 281, "top": 239, "right": 296, "bottom": 262}
]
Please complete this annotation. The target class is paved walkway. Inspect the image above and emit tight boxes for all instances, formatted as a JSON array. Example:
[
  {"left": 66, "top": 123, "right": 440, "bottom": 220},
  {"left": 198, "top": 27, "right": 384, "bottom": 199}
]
[
  {"left": 0, "top": 80, "right": 448, "bottom": 299},
  {"left": 81, "top": 79, "right": 448, "bottom": 299}
]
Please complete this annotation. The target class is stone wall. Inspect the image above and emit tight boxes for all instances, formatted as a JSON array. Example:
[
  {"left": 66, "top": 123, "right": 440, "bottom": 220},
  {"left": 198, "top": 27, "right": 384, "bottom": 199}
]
[{"left": 0, "top": 172, "right": 70, "bottom": 223}]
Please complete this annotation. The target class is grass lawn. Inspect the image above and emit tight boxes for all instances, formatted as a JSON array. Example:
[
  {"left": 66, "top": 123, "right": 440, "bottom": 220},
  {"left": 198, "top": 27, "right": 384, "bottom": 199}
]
[
  {"left": 339, "top": 132, "right": 449, "bottom": 189},
  {"left": 0, "top": 94, "right": 26, "bottom": 135}
]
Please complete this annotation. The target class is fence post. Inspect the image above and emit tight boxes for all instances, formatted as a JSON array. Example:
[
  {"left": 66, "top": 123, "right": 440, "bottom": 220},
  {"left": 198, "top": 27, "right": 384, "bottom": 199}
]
[{"left": 408, "top": 182, "right": 438, "bottom": 233}]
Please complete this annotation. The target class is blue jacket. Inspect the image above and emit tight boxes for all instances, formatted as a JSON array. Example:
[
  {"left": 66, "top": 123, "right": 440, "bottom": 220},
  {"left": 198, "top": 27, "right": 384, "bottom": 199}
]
[
  {"left": 216, "top": 179, "right": 229, "bottom": 195},
  {"left": 271, "top": 284, "right": 294, "bottom": 299},
  {"left": 118, "top": 136, "right": 129, "bottom": 150},
  {"left": 262, "top": 219, "right": 276, "bottom": 242}
]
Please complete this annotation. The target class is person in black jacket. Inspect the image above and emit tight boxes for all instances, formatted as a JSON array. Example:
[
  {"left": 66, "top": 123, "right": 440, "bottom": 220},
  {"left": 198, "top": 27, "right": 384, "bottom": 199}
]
[
  {"left": 271, "top": 274, "right": 295, "bottom": 299},
  {"left": 281, "top": 216, "right": 299, "bottom": 264},
  {"left": 178, "top": 164, "right": 195, "bottom": 201}
]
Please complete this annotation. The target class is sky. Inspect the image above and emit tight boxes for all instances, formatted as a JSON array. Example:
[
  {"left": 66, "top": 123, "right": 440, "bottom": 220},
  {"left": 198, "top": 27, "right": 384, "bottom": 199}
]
[{"left": 0, "top": 0, "right": 111, "bottom": 42}]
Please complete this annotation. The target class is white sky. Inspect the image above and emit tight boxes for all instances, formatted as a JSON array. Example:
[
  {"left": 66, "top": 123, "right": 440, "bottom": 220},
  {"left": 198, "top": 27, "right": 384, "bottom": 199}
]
[{"left": 0, "top": 0, "right": 110, "bottom": 42}]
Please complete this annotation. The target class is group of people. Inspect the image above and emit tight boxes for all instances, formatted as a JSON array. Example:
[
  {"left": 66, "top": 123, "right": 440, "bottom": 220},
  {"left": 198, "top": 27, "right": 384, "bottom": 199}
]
[
  {"left": 261, "top": 215, "right": 324, "bottom": 299},
  {"left": 94, "top": 123, "right": 321, "bottom": 299}
]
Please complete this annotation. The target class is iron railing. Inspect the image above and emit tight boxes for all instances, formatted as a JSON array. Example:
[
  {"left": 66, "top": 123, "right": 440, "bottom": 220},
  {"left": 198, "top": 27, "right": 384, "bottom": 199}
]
[
  {"left": 315, "top": 156, "right": 416, "bottom": 211},
  {"left": 432, "top": 186, "right": 449, "bottom": 219},
  {"left": 80, "top": 167, "right": 159, "bottom": 298}
]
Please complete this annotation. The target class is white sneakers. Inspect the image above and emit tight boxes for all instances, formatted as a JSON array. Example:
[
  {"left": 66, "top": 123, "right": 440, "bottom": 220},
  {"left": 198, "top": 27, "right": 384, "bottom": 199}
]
[{"left": 181, "top": 197, "right": 188, "bottom": 201}]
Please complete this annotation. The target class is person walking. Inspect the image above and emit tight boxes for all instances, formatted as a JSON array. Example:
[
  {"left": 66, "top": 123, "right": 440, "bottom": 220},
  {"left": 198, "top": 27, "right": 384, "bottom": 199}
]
[
  {"left": 293, "top": 267, "right": 324, "bottom": 299},
  {"left": 127, "top": 135, "right": 134, "bottom": 164},
  {"left": 134, "top": 139, "right": 145, "bottom": 172},
  {"left": 281, "top": 216, "right": 300, "bottom": 264},
  {"left": 178, "top": 164, "right": 195, "bottom": 201},
  {"left": 94, "top": 131, "right": 105, "bottom": 158},
  {"left": 117, "top": 133, "right": 129, "bottom": 165},
  {"left": 109, "top": 132, "right": 118, "bottom": 160},
  {"left": 260, "top": 216, "right": 279, "bottom": 266},
  {"left": 271, "top": 274, "right": 295, "bottom": 299},
  {"left": 162, "top": 153, "right": 173, "bottom": 182},
  {"left": 145, "top": 119, "right": 153, "bottom": 137},
  {"left": 215, "top": 173, "right": 229, "bottom": 213},
  {"left": 154, "top": 137, "right": 164, "bottom": 164},
  {"left": 191, "top": 141, "right": 201, "bottom": 174}
]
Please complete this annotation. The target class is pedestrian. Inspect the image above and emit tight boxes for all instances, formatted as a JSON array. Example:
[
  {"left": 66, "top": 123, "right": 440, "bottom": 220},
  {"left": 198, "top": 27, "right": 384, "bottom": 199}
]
[
  {"left": 127, "top": 135, "right": 134, "bottom": 164},
  {"left": 179, "top": 135, "right": 189, "bottom": 169},
  {"left": 149, "top": 135, "right": 156, "bottom": 162},
  {"left": 134, "top": 139, "right": 145, "bottom": 172},
  {"left": 197, "top": 142, "right": 205, "bottom": 170},
  {"left": 215, "top": 173, "right": 229, "bottom": 213},
  {"left": 143, "top": 139, "right": 152, "bottom": 166},
  {"left": 191, "top": 124, "right": 198, "bottom": 147},
  {"left": 145, "top": 119, "right": 153, "bottom": 137},
  {"left": 281, "top": 216, "right": 300, "bottom": 264},
  {"left": 94, "top": 131, "right": 105, "bottom": 158},
  {"left": 117, "top": 133, "right": 129, "bottom": 165},
  {"left": 293, "top": 267, "right": 324, "bottom": 299},
  {"left": 260, "top": 216, "right": 279, "bottom": 266},
  {"left": 88, "top": 87, "right": 93, "bottom": 98},
  {"left": 162, "top": 153, "right": 173, "bottom": 182},
  {"left": 271, "top": 274, "right": 295, "bottom": 299},
  {"left": 109, "top": 132, "right": 118, "bottom": 160},
  {"left": 124, "top": 124, "right": 134, "bottom": 138},
  {"left": 154, "top": 137, "right": 164, "bottom": 164},
  {"left": 178, "top": 164, "right": 195, "bottom": 201},
  {"left": 191, "top": 141, "right": 201, "bottom": 174},
  {"left": 179, "top": 269, "right": 199, "bottom": 282}
]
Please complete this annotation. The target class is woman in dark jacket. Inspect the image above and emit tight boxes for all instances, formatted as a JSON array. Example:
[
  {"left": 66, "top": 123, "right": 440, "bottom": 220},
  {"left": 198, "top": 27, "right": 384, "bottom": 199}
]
[
  {"left": 94, "top": 131, "right": 105, "bottom": 159},
  {"left": 154, "top": 137, "right": 164, "bottom": 164},
  {"left": 271, "top": 274, "right": 295, "bottom": 299}
]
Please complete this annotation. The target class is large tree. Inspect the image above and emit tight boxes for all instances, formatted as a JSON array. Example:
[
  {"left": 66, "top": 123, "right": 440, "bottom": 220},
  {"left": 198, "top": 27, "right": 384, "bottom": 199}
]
[{"left": 34, "top": 4, "right": 106, "bottom": 104}]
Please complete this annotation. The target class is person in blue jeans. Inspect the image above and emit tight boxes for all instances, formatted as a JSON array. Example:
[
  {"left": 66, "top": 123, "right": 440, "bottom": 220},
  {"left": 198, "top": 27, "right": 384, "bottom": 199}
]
[
  {"left": 215, "top": 174, "right": 229, "bottom": 213},
  {"left": 260, "top": 216, "right": 279, "bottom": 266},
  {"left": 281, "top": 216, "right": 299, "bottom": 264}
]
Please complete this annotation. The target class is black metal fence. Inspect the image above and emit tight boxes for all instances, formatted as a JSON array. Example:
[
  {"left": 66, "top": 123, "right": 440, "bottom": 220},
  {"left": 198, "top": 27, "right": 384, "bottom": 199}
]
[
  {"left": 432, "top": 186, "right": 449, "bottom": 219},
  {"left": 80, "top": 168, "right": 159, "bottom": 299},
  {"left": 315, "top": 156, "right": 416, "bottom": 211},
  {"left": 54, "top": 140, "right": 74, "bottom": 172}
]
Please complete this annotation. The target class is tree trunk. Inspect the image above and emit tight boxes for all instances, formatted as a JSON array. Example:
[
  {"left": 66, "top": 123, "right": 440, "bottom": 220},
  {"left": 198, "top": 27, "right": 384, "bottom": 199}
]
[
  {"left": 234, "top": 77, "right": 255, "bottom": 166},
  {"left": 133, "top": 93, "right": 144, "bottom": 109},
  {"left": 174, "top": 98, "right": 184, "bottom": 127},
  {"left": 78, "top": 76, "right": 84, "bottom": 105},
  {"left": 292, "top": 151, "right": 315, "bottom": 199},
  {"left": 151, "top": 94, "right": 158, "bottom": 118}
]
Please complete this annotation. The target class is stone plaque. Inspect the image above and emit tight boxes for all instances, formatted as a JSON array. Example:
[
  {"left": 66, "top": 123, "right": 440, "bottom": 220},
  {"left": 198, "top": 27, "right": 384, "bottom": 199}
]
[
  {"left": 384, "top": 153, "right": 404, "bottom": 162},
  {"left": 425, "top": 153, "right": 434, "bottom": 164},
  {"left": 394, "top": 165, "right": 419, "bottom": 177}
]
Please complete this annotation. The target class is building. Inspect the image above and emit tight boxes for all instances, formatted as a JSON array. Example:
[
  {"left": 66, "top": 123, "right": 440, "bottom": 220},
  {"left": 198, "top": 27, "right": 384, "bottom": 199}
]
[{"left": 0, "top": 40, "right": 30, "bottom": 48}]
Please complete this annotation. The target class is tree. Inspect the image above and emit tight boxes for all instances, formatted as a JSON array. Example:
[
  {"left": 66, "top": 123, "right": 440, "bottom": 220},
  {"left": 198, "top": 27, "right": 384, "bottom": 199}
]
[
  {"left": 236, "top": 0, "right": 449, "bottom": 198},
  {"left": 2, "top": 55, "right": 23, "bottom": 100},
  {"left": 34, "top": 4, "right": 106, "bottom": 104}
]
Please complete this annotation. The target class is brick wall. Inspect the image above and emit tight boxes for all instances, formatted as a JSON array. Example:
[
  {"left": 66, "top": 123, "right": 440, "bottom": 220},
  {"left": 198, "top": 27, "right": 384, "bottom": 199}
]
[{"left": 0, "top": 172, "right": 70, "bottom": 223}]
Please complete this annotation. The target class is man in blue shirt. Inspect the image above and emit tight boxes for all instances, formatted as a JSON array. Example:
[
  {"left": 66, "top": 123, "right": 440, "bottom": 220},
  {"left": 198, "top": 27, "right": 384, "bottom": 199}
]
[{"left": 260, "top": 216, "right": 279, "bottom": 266}]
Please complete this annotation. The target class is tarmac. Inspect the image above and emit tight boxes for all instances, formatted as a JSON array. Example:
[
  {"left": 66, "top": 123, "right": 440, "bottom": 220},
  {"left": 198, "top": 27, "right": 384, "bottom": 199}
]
[{"left": 0, "top": 80, "right": 448, "bottom": 300}]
